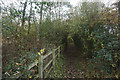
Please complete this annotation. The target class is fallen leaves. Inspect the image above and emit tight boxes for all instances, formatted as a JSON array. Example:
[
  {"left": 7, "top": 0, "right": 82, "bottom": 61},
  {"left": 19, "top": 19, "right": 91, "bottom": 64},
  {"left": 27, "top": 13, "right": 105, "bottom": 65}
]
[
  {"left": 38, "top": 48, "right": 45, "bottom": 55},
  {"left": 29, "top": 76, "right": 32, "bottom": 78},
  {"left": 115, "top": 75, "right": 119, "bottom": 79},
  {"left": 38, "top": 52, "right": 41, "bottom": 55},
  {"left": 16, "top": 63, "right": 22, "bottom": 66}
]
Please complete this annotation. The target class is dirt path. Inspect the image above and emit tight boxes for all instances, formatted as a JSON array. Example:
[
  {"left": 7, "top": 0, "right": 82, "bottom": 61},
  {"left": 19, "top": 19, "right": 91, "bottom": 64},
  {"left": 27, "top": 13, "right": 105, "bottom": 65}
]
[
  {"left": 64, "top": 43, "right": 84, "bottom": 78},
  {"left": 63, "top": 43, "right": 116, "bottom": 78}
]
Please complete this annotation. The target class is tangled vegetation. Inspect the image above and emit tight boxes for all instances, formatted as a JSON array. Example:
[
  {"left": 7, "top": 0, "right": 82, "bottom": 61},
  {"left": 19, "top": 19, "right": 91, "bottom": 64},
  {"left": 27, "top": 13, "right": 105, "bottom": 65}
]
[{"left": 1, "top": 0, "right": 120, "bottom": 79}]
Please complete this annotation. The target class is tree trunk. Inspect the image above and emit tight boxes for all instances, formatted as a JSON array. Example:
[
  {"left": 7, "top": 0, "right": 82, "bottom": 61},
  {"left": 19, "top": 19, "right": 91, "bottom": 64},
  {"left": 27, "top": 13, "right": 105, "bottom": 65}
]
[
  {"left": 37, "top": 1, "right": 43, "bottom": 50},
  {"left": 118, "top": 1, "right": 120, "bottom": 34},
  {"left": 28, "top": 0, "right": 32, "bottom": 35},
  {"left": 21, "top": 0, "right": 28, "bottom": 30},
  {"left": 49, "top": 2, "right": 52, "bottom": 21}
]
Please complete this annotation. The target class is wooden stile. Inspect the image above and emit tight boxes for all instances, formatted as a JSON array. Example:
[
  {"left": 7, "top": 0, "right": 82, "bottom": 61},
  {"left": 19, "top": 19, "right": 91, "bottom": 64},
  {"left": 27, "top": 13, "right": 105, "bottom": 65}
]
[{"left": 8, "top": 44, "right": 65, "bottom": 79}]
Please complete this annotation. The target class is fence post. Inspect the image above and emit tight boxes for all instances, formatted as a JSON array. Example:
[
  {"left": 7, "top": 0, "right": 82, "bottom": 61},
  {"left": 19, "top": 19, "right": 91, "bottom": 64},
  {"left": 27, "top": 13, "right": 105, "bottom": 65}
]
[
  {"left": 52, "top": 49, "right": 55, "bottom": 69},
  {"left": 58, "top": 46, "right": 60, "bottom": 59},
  {"left": 61, "top": 45, "right": 63, "bottom": 52},
  {"left": 38, "top": 53, "right": 44, "bottom": 79}
]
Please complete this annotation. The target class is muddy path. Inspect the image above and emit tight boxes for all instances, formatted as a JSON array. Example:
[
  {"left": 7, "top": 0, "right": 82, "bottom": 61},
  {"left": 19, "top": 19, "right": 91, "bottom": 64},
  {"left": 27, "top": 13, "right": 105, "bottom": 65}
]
[
  {"left": 64, "top": 43, "right": 84, "bottom": 78},
  {"left": 63, "top": 43, "right": 115, "bottom": 78}
]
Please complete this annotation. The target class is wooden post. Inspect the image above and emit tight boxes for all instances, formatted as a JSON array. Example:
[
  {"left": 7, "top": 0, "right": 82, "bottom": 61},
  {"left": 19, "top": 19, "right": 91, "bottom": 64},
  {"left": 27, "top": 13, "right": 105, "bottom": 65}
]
[
  {"left": 60, "top": 46, "right": 61, "bottom": 54},
  {"left": 41, "top": 55, "right": 43, "bottom": 79},
  {"left": 61, "top": 45, "right": 63, "bottom": 53},
  {"left": 58, "top": 46, "right": 60, "bottom": 58},
  {"left": 38, "top": 54, "right": 41, "bottom": 78},
  {"left": 38, "top": 53, "right": 44, "bottom": 79},
  {"left": 52, "top": 49, "right": 55, "bottom": 69}
]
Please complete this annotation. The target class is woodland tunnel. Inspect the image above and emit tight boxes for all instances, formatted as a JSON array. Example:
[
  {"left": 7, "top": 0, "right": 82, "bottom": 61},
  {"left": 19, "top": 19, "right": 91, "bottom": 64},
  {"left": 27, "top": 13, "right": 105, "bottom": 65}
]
[
  {"left": 60, "top": 33, "right": 98, "bottom": 78},
  {"left": 62, "top": 33, "right": 95, "bottom": 59},
  {"left": 2, "top": 0, "right": 120, "bottom": 78},
  {"left": 59, "top": 33, "right": 120, "bottom": 78}
]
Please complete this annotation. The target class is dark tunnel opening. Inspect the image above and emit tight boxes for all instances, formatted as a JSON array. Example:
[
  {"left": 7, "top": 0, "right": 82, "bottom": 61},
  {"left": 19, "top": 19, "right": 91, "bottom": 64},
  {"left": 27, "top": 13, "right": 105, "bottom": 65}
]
[{"left": 62, "top": 33, "right": 95, "bottom": 59}]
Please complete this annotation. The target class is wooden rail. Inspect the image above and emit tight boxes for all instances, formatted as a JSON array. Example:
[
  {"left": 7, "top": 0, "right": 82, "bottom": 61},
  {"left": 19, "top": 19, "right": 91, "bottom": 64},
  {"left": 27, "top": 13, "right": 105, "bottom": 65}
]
[
  {"left": 8, "top": 44, "right": 65, "bottom": 79},
  {"left": 38, "top": 44, "right": 65, "bottom": 78}
]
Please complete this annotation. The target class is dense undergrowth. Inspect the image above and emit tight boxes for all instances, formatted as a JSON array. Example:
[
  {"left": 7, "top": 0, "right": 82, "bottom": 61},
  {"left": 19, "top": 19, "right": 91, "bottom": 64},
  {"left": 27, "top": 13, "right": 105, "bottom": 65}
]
[
  {"left": 1, "top": 0, "right": 120, "bottom": 78},
  {"left": 50, "top": 54, "right": 66, "bottom": 78}
]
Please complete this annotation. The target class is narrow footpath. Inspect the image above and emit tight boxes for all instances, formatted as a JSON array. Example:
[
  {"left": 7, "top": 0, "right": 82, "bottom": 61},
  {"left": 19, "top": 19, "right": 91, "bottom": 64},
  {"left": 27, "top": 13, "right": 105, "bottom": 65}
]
[
  {"left": 64, "top": 43, "right": 84, "bottom": 78},
  {"left": 63, "top": 43, "right": 115, "bottom": 78}
]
